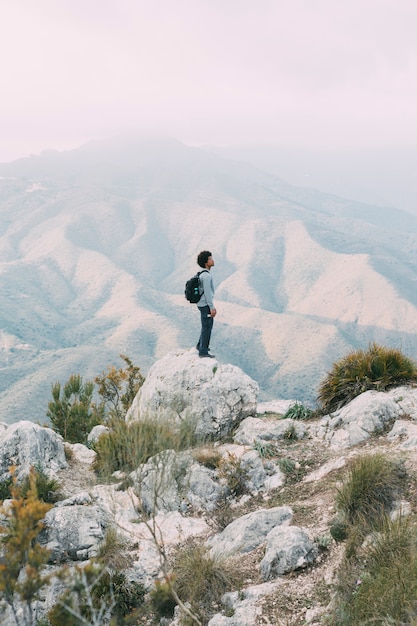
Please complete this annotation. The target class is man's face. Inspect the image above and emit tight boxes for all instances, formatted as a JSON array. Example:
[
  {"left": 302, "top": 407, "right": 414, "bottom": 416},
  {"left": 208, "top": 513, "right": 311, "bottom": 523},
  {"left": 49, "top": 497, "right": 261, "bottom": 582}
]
[{"left": 206, "top": 256, "right": 215, "bottom": 268}]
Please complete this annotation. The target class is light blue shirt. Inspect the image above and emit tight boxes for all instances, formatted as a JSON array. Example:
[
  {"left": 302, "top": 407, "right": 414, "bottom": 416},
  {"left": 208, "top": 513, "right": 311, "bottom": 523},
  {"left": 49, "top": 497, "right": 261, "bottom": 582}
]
[{"left": 197, "top": 269, "right": 215, "bottom": 309}]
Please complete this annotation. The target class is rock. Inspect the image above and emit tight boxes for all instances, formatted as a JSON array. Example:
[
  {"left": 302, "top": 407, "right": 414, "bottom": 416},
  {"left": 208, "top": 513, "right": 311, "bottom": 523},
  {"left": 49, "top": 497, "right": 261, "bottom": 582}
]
[
  {"left": 208, "top": 506, "right": 293, "bottom": 557},
  {"left": 257, "top": 400, "right": 298, "bottom": 415},
  {"left": 38, "top": 503, "right": 108, "bottom": 562},
  {"left": 69, "top": 442, "right": 96, "bottom": 464},
  {"left": 126, "top": 349, "right": 258, "bottom": 439},
  {"left": 87, "top": 424, "right": 109, "bottom": 444},
  {"left": 316, "top": 390, "right": 401, "bottom": 448},
  {"left": 131, "top": 449, "right": 227, "bottom": 515},
  {"left": 260, "top": 525, "right": 318, "bottom": 580},
  {"left": 208, "top": 582, "right": 278, "bottom": 625},
  {"left": 0, "top": 421, "right": 67, "bottom": 482},
  {"left": 387, "top": 419, "right": 417, "bottom": 449},
  {"left": 234, "top": 416, "right": 307, "bottom": 445}
]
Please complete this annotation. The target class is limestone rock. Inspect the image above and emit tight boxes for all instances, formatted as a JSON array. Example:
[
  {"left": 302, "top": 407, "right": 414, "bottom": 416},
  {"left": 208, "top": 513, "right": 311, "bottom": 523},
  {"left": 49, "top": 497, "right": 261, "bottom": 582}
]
[
  {"left": 131, "top": 449, "right": 227, "bottom": 515},
  {"left": 38, "top": 503, "right": 108, "bottom": 562},
  {"left": 234, "top": 415, "right": 307, "bottom": 445},
  {"left": 316, "top": 389, "right": 401, "bottom": 448},
  {"left": 208, "top": 506, "right": 293, "bottom": 557},
  {"left": 0, "top": 421, "right": 67, "bottom": 481},
  {"left": 260, "top": 525, "right": 318, "bottom": 580},
  {"left": 126, "top": 349, "right": 258, "bottom": 439}
]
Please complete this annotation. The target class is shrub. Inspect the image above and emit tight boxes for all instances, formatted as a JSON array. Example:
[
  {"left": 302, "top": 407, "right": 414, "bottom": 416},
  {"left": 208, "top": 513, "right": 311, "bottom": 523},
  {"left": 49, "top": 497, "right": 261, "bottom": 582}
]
[
  {"left": 94, "top": 354, "right": 145, "bottom": 420},
  {"left": 332, "top": 516, "right": 417, "bottom": 624},
  {"left": 93, "top": 416, "right": 198, "bottom": 479},
  {"left": 0, "top": 470, "right": 53, "bottom": 625},
  {"left": 318, "top": 342, "right": 417, "bottom": 414},
  {"left": 0, "top": 476, "right": 13, "bottom": 501},
  {"left": 283, "top": 402, "right": 315, "bottom": 421},
  {"left": 20, "top": 464, "right": 62, "bottom": 504},
  {"left": 47, "top": 374, "right": 102, "bottom": 444},
  {"left": 335, "top": 453, "right": 405, "bottom": 528},
  {"left": 217, "top": 453, "right": 249, "bottom": 497},
  {"left": 172, "top": 538, "right": 240, "bottom": 623},
  {"left": 149, "top": 579, "right": 177, "bottom": 618}
]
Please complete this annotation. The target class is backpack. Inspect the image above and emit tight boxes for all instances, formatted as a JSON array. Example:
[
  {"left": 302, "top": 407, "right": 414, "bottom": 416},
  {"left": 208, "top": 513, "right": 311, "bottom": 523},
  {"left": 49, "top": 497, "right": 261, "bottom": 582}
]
[{"left": 184, "top": 270, "right": 208, "bottom": 303}]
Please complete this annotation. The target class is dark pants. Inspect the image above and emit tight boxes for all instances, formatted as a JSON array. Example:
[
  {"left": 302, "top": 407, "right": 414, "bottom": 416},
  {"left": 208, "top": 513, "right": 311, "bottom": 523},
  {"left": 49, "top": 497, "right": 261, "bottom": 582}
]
[{"left": 197, "top": 305, "right": 213, "bottom": 355}]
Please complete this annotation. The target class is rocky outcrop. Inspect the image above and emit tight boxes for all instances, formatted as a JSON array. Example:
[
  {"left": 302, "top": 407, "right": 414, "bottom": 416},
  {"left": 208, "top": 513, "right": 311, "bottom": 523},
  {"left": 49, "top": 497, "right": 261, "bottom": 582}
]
[
  {"left": 5, "top": 381, "right": 417, "bottom": 624},
  {"left": 126, "top": 349, "right": 259, "bottom": 439},
  {"left": 0, "top": 420, "right": 67, "bottom": 481}
]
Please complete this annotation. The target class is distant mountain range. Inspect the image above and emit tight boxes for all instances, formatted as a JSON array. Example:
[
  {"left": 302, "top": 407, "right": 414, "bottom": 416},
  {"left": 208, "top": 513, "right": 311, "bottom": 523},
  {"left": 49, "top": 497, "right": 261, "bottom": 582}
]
[{"left": 1, "top": 135, "right": 417, "bottom": 424}]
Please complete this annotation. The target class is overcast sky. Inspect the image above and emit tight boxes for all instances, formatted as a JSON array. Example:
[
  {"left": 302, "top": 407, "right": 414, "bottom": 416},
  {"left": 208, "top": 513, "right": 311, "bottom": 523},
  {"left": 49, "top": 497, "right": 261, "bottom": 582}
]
[{"left": 1, "top": 0, "right": 417, "bottom": 162}]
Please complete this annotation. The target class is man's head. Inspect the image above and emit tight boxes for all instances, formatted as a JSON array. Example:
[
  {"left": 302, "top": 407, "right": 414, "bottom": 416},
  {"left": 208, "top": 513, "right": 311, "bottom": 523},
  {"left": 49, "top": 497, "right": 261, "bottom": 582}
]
[{"left": 197, "top": 250, "right": 214, "bottom": 269}]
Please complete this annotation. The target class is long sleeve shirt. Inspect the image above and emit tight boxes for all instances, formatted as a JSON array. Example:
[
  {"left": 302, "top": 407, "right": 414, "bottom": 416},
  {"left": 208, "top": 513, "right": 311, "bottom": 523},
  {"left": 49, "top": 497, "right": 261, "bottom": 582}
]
[{"left": 197, "top": 269, "right": 215, "bottom": 310}]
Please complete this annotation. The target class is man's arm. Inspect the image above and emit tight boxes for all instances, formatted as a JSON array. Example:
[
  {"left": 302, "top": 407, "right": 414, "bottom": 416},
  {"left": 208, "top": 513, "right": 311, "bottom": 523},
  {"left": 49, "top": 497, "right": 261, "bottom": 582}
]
[{"left": 200, "top": 271, "right": 216, "bottom": 316}]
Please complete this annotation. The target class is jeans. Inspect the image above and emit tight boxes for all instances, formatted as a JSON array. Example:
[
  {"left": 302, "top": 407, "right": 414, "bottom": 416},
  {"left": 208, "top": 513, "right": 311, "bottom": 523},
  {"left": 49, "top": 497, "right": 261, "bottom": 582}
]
[{"left": 197, "top": 305, "right": 213, "bottom": 355}]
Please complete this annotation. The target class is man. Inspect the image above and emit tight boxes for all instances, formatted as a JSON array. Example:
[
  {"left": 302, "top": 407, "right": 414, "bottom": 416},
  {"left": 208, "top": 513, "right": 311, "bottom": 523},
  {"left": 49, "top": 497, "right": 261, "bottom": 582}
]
[{"left": 196, "top": 250, "right": 216, "bottom": 358}]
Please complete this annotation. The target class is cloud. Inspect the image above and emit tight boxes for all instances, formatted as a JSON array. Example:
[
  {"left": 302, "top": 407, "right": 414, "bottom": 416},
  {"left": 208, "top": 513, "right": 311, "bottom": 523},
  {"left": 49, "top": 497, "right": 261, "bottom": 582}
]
[{"left": 1, "top": 0, "right": 417, "bottom": 159}]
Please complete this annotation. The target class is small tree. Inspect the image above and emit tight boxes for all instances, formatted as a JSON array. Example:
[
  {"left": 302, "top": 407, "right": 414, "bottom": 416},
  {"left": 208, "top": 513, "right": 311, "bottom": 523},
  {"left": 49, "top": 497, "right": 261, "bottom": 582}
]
[
  {"left": 0, "top": 469, "right": 52, "bottom": 626},
  {"left": 47, "top": 374, "right": 102, "bottom": 444},
  {"left": 94, "top": 354, "right": 145, "bottom": 421}
]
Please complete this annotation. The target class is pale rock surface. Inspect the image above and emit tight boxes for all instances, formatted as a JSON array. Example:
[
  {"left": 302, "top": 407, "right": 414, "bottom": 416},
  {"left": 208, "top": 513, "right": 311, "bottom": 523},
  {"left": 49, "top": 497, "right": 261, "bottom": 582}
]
[
  {"left": 208, "top": 582, "right": 278, "bottom": 626},
  {"left": 126, "top": 349, "right": 259, "bottom": 439},
  {"left": 0, "top": 420, "right": 67, "bottom": 481},
  {"left": 39, "top": 503, "right": 108, "bottom": 562},
  {"left": 260, "top": 525, "right": 318, "bottom": 580},
  {"left": 385, "top": 385, "right": 417, "bottom": 419},
  {"left": 234, "top": 415, "right": 307, "bottom": 445},
  {"left": 131, "top": 449, "right": 227, "bottom": 515},
  {"left": 387, "top": 419, "right": 417, "bottom": 449},
  {"left": 87, "top": 424, "right": 109, "bottom": 444},
  {"left": 257, "top": 400, "right": 298, "bottom": 414},
  {"left": 216, "top": 444, "right": 285, "bottom": 494},
  {"left": 69, "top": 442, "right": 97, "bottom": 465},
  {"left": 316, "top": 389, "right": 401, "bottom": 448},
  {"left": 208, "top": 506, "right": 293, "bottom": 557}
]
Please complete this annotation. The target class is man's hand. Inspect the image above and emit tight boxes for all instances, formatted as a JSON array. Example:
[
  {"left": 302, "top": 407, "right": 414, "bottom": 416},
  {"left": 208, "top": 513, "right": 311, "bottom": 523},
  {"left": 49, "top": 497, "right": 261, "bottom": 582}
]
[{"left": 210, "top": 308, "right": 217, "bottom": 317}]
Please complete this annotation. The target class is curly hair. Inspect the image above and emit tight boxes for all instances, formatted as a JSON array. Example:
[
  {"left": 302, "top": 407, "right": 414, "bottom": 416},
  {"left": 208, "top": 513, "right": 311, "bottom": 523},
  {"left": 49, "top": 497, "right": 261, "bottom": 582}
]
[{"left": 197, "top": 250, "right": 212, "bottom": 268}]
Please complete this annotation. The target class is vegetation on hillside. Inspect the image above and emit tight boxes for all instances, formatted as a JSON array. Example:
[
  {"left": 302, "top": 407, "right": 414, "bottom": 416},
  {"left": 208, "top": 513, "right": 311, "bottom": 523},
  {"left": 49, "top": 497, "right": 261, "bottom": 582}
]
[
  {"left": 3, "top": 345, "right": 417, "bottom": 624},
  {"left": 318, "top": 342, "right": 417, "bottom": 414}
]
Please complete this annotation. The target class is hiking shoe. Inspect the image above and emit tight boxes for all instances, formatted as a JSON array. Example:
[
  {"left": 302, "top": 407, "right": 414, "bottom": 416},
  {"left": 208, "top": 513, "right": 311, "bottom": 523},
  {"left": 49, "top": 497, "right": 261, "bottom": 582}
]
[{"left": 199, "top": 353, "right": 215, "bottom": 358}]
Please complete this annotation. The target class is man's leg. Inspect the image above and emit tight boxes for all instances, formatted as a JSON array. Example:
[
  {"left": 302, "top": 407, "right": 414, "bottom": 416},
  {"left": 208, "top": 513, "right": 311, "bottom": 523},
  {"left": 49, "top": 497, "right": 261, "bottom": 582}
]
[{"left": 198, "top": 305, "right": 213, "bottom": 355}]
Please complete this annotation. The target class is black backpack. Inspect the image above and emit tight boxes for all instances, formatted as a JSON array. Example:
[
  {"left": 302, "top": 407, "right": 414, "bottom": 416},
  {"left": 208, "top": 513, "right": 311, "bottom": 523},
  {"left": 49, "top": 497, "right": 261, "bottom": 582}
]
[{"left": 184, "top": 270, "right": 208, "bottom": 303}]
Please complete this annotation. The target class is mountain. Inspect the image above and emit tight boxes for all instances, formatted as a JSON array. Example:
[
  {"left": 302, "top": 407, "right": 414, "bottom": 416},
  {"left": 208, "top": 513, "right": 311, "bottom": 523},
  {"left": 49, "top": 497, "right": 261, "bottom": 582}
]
[{"left": 1, "top": 135, "right": 417, "bottom": 424}]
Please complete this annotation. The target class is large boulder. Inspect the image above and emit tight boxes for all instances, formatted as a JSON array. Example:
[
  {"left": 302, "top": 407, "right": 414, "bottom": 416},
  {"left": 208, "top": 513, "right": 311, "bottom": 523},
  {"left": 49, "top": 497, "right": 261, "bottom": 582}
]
[
  {"left": 131, "top": 449, "right": 227, "bottom": 515},
  {"left": 260, "top": 525, "right": 318, "bottom": 580},
  {"left": 38, "top": 502, "right": 108, "bottom": 562},
  {"left": 126, "top": 349, "right": 259, "bottom": 439},
  {"left": 0, "top": 421, "right": 67, "bottom": 482},
  {"left": 316, "top": 389, "right": 401, "bottom": 449},
  {"left": 208, "top": 506, "right": 293, "bottom": 557}
]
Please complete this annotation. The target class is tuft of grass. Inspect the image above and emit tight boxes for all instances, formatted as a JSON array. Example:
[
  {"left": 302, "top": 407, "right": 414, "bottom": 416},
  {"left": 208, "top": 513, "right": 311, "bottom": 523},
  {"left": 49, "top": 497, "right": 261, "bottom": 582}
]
[
  {"left": 332, "top": 516, "right": 417, "bottom": 625},
  {"left": 252, "top": 440, "right": 280, "bottom": 458},
  {"left": 192, "top": 446, "right": 222, "bottom": 469},
  {"left": 317, "top": 342, "right": 417, "bottom": 414},
  {"left": 282, "top": 402, "right": 315, "bottom": 421},
  {"left": 335, "top": 453, "right": 405, "bottom": 528},
  {"left": 93, "top": 416, "right": 199, "bottom": 479},
  {"left": 172, "top": 538, "right": 240, "bottom": 623}
]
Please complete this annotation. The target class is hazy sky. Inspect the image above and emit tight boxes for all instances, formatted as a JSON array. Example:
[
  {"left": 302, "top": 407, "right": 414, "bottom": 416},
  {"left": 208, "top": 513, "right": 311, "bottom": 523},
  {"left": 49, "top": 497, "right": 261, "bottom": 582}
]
[{"left": 1, "top": 0, "right": 417, "bottom": 161}]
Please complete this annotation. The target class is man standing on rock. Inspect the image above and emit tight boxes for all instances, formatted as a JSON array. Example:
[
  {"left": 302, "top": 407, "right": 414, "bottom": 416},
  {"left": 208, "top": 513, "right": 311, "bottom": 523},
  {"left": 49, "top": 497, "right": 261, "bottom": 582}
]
[{"left": 196, "top": 250, "right": 217, "bottom": 358}]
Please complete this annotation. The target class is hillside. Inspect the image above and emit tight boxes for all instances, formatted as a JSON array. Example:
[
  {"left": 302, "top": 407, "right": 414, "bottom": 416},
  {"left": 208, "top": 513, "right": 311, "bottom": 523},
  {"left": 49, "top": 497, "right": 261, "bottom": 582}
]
[{"left": 1, "top": 135, "right": 417, "bottom": 424}]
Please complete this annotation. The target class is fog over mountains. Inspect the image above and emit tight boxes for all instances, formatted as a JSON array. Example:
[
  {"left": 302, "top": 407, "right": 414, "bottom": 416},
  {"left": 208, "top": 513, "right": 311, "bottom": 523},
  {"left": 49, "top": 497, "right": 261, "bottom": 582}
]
[{"left": 1, "top": 135, "right": 417, "bottom": 424}]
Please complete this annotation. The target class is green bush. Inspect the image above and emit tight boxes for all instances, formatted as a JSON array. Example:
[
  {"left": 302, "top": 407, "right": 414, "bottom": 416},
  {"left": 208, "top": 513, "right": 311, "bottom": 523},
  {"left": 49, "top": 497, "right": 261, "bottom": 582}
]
[
  {"left": 335, "top": 453, "right": 405, "bottom": 528},
  {"left": 93, "top": 417, "right": 198, "bottom": 478},
  {"left": 333, "top": 516, "right": 417, "bottom": 625},
  {"left": 47, "top": 374, "right": 102, "bottom": 444},
  {"left": 318, "top": 342, "right": 417, "bottom": 414}
]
